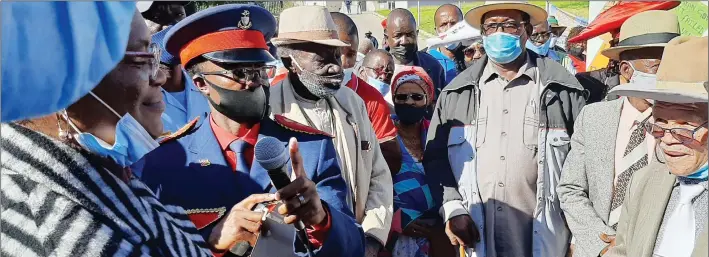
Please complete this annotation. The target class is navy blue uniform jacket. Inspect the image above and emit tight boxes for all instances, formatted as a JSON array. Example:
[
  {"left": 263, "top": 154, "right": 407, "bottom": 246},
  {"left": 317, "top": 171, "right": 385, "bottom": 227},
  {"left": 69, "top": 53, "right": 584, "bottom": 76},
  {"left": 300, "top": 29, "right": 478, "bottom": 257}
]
[{"left": 138, "top": 113, "right": 365, "bottom": 256}]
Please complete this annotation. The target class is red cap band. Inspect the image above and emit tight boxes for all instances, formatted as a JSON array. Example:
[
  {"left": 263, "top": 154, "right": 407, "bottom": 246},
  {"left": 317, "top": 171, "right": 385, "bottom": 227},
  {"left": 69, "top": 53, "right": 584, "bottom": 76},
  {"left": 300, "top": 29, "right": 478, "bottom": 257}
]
[{"left": 179, "top": 30, "right": 268, "bottom": 66}]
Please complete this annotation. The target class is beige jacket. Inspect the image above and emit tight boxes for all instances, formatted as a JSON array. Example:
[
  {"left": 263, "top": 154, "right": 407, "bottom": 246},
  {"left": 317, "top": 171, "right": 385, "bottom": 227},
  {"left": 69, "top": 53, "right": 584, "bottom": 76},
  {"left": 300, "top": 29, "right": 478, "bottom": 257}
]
[
  {"left": 604, "top": 160, "right": 708, "bottom": 257},
  {"left": 270, "top": 77, "right": 393, "bottom": 244}
]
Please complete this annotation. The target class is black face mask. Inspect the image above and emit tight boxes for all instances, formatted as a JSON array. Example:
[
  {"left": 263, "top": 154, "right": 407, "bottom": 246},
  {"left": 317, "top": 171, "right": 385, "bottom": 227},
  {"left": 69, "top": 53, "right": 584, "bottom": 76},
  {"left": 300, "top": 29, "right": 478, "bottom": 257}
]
[
  {"left": 203, "top": 79, "right": 269, "bottom": 124},
  {"left": 390, "top": 44, "right": 417, "bottom": 64},
  {"left": 395, "top": 103, "right": 427, "bottom": 125}
]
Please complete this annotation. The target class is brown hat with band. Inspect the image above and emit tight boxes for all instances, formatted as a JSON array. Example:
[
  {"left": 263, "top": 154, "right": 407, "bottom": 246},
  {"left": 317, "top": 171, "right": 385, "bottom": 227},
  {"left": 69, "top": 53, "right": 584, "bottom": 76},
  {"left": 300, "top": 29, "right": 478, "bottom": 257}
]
[
  {"left": 271, "top": 6, "right": 349, "bottom": 47},
  {"left": 608, "top": 36, "right": 708, "bottom": 103},
  {"left": 601, "top": 10, "right": 680, "bottom": 60}
]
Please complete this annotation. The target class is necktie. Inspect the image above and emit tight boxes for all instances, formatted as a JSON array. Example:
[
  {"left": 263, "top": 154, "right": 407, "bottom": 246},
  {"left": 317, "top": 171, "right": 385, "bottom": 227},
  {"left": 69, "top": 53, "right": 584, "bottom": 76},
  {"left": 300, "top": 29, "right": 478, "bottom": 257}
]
[
  {"left": 609, "top": 114, "right": 650, "bottom": 229},
  {"left": 655, "top": 182, "right": 706, "bottom": 257},
  {"left": 229, "top": 140, "right": 250, "bottom": 173}
]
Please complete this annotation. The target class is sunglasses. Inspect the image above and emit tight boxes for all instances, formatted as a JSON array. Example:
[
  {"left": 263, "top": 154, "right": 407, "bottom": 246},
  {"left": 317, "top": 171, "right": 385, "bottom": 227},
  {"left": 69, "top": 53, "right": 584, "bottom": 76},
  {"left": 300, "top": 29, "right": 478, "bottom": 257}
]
[
  {"left": 199, "top": 65, "right": 276, "bottom": 82},
  {"left": 644, "top": 120, "right": 708, "bottom": 144},
  {"left": 125, "top": 42, "right": 161, "bottom": 80},
  {"left": 365, "top": 66, "right": 394, "bottom": 78},
  {"left": 394, "top": 93, "right": 426, "bottom": 102}
]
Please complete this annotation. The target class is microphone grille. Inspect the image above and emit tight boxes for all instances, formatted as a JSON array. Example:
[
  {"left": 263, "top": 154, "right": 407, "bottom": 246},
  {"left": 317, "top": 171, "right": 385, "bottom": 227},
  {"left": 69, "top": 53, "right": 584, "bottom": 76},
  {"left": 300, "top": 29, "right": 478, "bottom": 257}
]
[{"left": 254, "top": 136, "right": 290, "bottom": 170}]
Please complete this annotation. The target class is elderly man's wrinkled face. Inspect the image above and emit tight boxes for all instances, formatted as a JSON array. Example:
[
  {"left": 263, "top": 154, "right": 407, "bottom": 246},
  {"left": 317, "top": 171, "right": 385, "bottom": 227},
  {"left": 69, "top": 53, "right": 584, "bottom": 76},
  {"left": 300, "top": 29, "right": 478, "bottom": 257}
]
[
  {"left": 286, "top": 43, "right": 344, "bottom": 97},
  {"left": 652, "top": 101, "right": 709, "bottom": 176}
]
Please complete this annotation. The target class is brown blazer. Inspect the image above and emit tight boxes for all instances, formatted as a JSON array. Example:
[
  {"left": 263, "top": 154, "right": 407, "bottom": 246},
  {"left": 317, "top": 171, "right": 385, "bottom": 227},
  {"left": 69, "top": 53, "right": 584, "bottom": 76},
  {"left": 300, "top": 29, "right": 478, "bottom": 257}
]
[{"left": 604, "top": 160, "right": 709, "bottom": 257}]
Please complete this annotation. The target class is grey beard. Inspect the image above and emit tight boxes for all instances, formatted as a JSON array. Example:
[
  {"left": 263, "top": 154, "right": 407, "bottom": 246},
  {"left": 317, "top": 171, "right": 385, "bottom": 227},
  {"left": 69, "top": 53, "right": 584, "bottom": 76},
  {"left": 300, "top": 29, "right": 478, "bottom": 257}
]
[{"left": 298, "top": 70, "right": 343, "bottom": 99}]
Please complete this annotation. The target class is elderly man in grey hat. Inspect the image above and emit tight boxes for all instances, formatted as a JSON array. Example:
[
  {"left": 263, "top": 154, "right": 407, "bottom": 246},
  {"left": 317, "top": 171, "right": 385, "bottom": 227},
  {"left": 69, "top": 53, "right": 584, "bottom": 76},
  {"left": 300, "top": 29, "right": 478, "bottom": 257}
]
[
  {"left": 603, "top": 36, "right": 708, "bottom": 257},
  {"left": 423, "top": 1, "right": 586, "bottom": 257},
  {"left": 269, "top": 6, "right": 393, "bottom": 257},
  {"left": 557, "top": 10, "right": 681, "bottom": 257}
]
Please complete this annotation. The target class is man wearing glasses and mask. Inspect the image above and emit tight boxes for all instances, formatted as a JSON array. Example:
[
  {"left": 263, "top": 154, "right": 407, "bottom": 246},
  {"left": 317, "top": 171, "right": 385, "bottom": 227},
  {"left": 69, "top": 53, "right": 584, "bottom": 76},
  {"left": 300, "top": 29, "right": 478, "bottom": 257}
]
[
  {"left": 423, "top": 1, "right": 585, "bottom": 257},
  {"left": 138, "top": 5, "right": 365, "bottom": 257}
]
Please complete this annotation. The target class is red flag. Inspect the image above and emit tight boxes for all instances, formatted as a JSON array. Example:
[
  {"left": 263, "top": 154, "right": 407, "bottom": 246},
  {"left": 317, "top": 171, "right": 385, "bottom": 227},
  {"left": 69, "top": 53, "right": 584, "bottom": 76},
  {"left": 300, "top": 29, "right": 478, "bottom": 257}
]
[{"left": 568, "top": 1, "right": 680, "bottom": 43}]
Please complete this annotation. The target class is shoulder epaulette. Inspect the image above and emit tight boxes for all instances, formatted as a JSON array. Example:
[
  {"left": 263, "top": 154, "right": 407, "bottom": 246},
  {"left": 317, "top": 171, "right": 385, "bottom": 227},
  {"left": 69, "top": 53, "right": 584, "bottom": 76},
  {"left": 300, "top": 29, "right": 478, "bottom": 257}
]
[
  {"left": 158, "top": 116, "right": 200, "bottom": 145},
  {"left": 273, "top": 115, "right": 333, "bottom": 138}
]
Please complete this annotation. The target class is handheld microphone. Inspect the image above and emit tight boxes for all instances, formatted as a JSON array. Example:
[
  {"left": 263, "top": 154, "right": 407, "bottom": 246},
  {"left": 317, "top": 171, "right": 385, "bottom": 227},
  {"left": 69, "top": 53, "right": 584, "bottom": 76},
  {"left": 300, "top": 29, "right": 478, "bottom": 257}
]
[{"left": 254, "top": 137, "right": 314, "bottom": 256}]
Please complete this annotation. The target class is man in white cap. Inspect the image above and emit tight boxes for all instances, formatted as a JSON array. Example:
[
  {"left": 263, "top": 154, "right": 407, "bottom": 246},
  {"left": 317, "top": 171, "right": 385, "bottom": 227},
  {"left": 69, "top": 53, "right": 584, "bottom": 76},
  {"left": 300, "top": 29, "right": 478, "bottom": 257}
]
[
  {"left": 603, "top": 36, "right": 708, "bottom": 257},
  {"left": 423, "top": 1, "right": 586, "bottom": 257},
  {"left": 137, "top": 1, "right": 187, "bottom": 34},
  {"left": 269, "top": 6, "right": 393, "bottom": 257},
  {"left": 557, "top": 10, "right": 681, "bottom": 257}
]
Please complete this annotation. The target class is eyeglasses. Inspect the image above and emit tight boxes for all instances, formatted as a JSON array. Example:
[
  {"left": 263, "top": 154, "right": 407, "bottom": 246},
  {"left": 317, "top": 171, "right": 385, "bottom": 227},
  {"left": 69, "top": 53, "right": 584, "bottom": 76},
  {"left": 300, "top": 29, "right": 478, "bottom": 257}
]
[
  {"left": 199, "top": 65, "right": 276, "bottom": 81},
  {"left": 365, "top": 66, "right": 394, "bottom": 78},
  {"left": 482, "top": 21, "right": 525, "bottom": 35},
  {"left": 530, "top": 31, "right": 552, "bottom": 42},
  {"left": 394, "top": 93, "right": 426, "bottom": 102},
  {"left": 125, "top": 43, "right": 161, "bottom": 80},
  {"left": 644, "top": 121, "right": 709, "bottom": 144}
]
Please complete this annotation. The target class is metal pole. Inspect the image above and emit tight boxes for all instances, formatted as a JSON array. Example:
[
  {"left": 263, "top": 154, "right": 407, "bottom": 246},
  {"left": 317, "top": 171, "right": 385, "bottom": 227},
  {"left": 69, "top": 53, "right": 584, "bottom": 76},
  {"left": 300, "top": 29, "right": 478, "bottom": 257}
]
[{"left": 417, "top": 1, "right": 420, "bottom": 31}]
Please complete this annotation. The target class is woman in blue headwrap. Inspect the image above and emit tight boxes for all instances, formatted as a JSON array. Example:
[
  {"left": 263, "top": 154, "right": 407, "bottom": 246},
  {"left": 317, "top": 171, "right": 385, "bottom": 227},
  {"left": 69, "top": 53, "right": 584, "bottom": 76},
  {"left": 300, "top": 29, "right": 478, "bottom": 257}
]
[{"left": 1, "top": 4, "right": 214, "bottom": 256}]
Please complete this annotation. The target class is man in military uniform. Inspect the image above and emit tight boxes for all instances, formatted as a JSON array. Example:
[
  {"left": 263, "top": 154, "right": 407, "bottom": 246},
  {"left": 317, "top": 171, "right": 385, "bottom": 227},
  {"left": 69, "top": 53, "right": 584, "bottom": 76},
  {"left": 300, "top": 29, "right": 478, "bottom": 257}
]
[{"left": 138, "top": 5, "right": 364, "bottom": 257}]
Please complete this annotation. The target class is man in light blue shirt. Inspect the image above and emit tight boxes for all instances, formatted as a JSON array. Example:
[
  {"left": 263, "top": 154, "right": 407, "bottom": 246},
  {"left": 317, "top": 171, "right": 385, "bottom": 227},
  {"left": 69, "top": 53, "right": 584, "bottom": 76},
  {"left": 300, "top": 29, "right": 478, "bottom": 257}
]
[
  {"left": 429, "top": 4, "right": 467, "bottom": 85},
  {"left": 152, "top": 26, "right": 210, "bottom": 133}
]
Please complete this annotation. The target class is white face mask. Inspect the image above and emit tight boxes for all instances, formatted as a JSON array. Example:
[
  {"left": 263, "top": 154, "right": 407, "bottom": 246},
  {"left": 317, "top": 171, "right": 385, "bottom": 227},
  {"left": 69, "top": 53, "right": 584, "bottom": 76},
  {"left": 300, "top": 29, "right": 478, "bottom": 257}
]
[
  {"left": 625, "top": 61, "right": 657, "bottom": 104},
  {"left": 63, "top": 91, "right": 159, "bottom": 167}
]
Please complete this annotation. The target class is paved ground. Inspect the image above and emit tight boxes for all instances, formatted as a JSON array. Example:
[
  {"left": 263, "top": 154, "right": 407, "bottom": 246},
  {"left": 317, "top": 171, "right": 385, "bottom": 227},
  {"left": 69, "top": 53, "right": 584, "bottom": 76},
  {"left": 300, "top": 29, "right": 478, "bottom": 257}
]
[{"left": 348, "top": 12, "right": 430, "bottom": 51}]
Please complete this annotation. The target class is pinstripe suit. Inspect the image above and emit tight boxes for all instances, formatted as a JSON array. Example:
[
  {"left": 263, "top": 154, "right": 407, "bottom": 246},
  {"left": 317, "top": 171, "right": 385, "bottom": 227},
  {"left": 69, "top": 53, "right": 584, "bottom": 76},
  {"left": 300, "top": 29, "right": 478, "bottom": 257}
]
[{"left": 557, "top": 99, "right": 624, "bottom": 257}]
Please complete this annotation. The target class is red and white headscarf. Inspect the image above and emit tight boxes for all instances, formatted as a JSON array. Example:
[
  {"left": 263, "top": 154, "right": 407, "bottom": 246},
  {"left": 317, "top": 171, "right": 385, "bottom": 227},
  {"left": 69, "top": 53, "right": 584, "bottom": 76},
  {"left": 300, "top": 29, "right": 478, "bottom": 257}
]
[{"left": 390, "top": 66, "right": 435, "bottom": 105}]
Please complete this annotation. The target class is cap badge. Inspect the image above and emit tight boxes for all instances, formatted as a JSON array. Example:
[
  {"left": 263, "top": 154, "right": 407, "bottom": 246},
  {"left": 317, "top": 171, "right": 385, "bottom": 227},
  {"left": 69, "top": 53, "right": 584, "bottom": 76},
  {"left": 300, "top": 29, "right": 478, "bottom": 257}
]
[{"left": 238, "top": 10, "right": 252, "bottom": 30}]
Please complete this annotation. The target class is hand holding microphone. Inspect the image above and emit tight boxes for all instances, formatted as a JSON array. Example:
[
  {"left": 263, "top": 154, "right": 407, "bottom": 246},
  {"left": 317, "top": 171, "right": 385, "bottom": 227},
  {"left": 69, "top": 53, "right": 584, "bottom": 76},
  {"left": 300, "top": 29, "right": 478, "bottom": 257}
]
[{"left": 254, "top": 137, "right": 327, "bottom": 228}]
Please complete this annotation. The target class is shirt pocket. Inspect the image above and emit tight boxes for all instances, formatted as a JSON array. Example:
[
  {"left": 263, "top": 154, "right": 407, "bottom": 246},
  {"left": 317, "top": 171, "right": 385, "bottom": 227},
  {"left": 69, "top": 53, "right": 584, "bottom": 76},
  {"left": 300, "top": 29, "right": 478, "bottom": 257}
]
[
  {"left": 523, "top": 99, "right": 539, "bottom": 152},
  {"left": 447, "top": 126, "right": 475, "bottom": 183},
  {"left": 474, "top": 105, "right": 488, "bottom": 148}
]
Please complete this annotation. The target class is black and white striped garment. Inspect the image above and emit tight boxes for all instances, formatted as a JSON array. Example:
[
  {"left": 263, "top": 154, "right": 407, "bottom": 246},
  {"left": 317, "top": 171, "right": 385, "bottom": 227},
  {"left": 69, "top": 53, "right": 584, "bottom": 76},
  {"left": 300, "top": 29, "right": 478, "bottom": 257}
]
[{"left": 1, "top": 123, "right": 213, "bottom": 257}]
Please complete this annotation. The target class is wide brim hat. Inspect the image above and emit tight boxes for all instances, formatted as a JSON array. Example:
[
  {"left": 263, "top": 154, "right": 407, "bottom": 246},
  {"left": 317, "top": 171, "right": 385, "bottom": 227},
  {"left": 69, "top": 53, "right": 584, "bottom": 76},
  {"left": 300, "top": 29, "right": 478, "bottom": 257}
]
[
  {"left": 601, "top": 10, "right": 680, "bottom": 60},
  {"left": 465, "top": 1, "right": 548, "bottom": 29},
  {"left": 547, "top": 15, "right": 567, "bottom": 36},
  {"left": 271, "top": 6, "right": 349, "bottom": 47},
  {"left": 608, "top": 36, "right": 708, "bottom": 103}
]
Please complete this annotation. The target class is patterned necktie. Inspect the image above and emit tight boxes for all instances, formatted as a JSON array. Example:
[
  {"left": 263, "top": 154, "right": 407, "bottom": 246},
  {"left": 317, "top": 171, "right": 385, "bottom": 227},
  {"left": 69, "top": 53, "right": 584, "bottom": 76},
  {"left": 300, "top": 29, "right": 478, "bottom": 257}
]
[
  {"left": 229, "top": 140, "right": 250, "bottom": 173},
  {"left": 655, "top": 182, "right": 706, "bottom": 257},
  {"left": 608, "top": 115, "right": 649, "bottom": 229}
]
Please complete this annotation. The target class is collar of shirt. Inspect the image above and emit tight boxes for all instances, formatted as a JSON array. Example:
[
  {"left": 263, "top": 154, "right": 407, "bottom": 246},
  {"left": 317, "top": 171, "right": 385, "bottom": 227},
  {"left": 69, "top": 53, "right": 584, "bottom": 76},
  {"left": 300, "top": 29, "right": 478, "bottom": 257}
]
[
  {"left": 620, "top": 97, "right": 652, "bottom": 131},
  {"left": 209, "top": 113, "right": 261, "bottom": 151},
  {"left": 342, "top": 72, "right": 358, "bottom": 91},
  {"left": 481, "top": 52, "right": 537, "bottom": 84}
]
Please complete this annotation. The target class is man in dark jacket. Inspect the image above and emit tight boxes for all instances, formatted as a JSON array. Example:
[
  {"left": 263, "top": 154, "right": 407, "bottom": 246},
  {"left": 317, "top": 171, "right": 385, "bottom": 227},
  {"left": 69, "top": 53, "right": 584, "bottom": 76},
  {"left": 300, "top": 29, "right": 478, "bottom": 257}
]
[
  {"left": 386, "top": 9, "right": 446, "bottom": 97},
  {"left": 423, "top": 2, "right": 586, "bottom": 257}
]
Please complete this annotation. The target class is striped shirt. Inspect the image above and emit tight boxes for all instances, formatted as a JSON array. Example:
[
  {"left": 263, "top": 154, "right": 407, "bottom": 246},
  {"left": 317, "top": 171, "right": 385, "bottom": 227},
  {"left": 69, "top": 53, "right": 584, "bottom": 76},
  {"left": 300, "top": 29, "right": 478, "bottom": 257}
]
[{"left": 1, "top": 123, "right": 212, "bottom": 257}]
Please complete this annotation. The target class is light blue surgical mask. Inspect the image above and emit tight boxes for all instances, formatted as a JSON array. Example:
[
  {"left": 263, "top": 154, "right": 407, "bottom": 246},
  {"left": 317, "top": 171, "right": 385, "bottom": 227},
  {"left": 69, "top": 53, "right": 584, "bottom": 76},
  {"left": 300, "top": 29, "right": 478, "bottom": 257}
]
[
  {"left": 446, "top": 42, "right": 462, "bottom": 51},
  {"left": 2, "top": 2, "right": 135, "bottom": 122},
  {"left": 686, "top": 163, "right": 708, "bottom": 180},
  {"left": 367, "top": 76, "right": 390, "bottom": 96},
  {"left": 483, "top": 32, "right": 523, "bottom": 64},
  {"left": 526, "top": 39, "right": 551, "bottom": 56},
  {"left": 63, "top": 92, "right": 159, "bottom": 168}
]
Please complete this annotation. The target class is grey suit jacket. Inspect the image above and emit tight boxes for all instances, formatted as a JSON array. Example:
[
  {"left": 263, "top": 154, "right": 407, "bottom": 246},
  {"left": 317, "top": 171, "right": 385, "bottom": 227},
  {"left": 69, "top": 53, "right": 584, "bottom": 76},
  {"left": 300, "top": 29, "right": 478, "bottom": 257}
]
[
  {"left": 558, "top": 99, "right": 623, "bottom": 257},
  {"left": 604, "top": 160, "right": 709, "bottom": 257}
]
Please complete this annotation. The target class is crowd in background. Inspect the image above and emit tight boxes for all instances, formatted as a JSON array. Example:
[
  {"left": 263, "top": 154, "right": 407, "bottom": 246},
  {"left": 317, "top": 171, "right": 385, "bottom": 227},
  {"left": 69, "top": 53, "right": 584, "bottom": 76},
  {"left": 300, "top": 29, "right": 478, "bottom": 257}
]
[{"left": 1, "top": 1, "right": 708, "bottom": 257}]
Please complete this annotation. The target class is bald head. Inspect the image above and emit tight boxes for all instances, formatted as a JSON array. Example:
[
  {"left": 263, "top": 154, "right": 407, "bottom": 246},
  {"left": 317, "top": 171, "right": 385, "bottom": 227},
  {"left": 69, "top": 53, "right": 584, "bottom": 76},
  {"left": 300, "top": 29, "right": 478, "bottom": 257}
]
[
  {"left": 360, "top": 49, "right": 395, "bottom": 83},
  {"left": 434, "top": 4, "right": 463, "bottom": 34},
  {"left": 331, "top": 12, "right": 360, "bottom": 69},
  {"left": 386, "top": 8, "right": 418, "bottom": 62},
  {"left": 358, "top": 38, "right": 374, "bottom": 55}
]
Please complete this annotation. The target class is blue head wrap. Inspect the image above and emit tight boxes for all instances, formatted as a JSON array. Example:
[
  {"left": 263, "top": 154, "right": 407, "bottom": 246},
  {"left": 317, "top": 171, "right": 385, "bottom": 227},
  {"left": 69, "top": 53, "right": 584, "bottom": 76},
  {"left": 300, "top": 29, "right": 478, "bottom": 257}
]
[{"left": 1, "top": 2, "right": 136, "bottom": 122}]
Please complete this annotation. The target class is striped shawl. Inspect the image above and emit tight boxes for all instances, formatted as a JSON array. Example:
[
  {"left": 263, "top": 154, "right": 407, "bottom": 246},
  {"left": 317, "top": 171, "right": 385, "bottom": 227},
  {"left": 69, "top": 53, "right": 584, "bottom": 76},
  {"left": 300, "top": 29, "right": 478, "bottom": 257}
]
[{"left": 0, "top": 123, "right": 212, "bottom": 257}]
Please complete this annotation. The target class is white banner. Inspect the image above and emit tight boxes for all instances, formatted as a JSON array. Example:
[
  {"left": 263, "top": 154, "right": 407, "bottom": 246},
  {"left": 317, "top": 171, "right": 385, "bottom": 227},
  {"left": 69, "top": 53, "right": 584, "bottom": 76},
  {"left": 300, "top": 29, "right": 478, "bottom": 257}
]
[{"left": 426, "top": 21, "right": 481, "bottom": 50}]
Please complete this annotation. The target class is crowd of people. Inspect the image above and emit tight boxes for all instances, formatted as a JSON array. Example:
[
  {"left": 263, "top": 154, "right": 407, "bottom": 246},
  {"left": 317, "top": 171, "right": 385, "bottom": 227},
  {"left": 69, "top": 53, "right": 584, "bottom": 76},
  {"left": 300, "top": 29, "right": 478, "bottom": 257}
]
[{"left": 1, "top": 1, "right": 707, "bottom": 257}]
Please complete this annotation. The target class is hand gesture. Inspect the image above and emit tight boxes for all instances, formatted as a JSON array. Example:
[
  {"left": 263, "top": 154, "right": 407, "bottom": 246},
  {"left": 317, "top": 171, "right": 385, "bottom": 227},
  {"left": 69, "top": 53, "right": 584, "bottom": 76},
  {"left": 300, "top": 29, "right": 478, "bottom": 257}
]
[
  {"left": 276, "top": 137, "right": 327, "bottom": 227},
  {"left": 599, "top": 233, "right": 616, "bottom": 256},
  {"left": 208, "top": 193, "right": 276, "bottom": 251}
]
